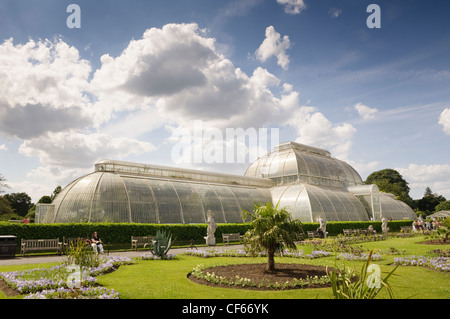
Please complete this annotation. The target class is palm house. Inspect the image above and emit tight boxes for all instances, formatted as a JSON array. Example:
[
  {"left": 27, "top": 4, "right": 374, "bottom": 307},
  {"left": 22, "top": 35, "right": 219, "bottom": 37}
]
[{"left": 36, "top": 141, "right": 416, "bottom": 224}]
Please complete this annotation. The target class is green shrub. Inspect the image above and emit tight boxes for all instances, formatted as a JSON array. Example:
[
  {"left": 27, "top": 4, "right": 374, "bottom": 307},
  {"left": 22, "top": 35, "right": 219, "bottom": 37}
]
[{"left": 0, "top": 220, "right": 415, "bottom": 250}]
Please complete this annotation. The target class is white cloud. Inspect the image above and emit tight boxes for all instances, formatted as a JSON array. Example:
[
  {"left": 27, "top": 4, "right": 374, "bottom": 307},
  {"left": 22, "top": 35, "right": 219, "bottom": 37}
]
[
  {"left": 438, "top": 108, "right": 450, "bottom": 134},
  {"left": 277, "top": 0, "right": 307, "bottom": 15},
  {"left": 0, "top": 144, "right": 7, "bottom": 151},
  {"left": 0, "top": 38, "right": 93, "bottom": 138},
  {"left": 0, "top": 23, "right": 359, "bottom": 200},
  {"left": 328, "top": 8, "right": 342, "bottom": 19},
  {"left": 18, "top": 130, "right": 155, "bottom": 169},
  {"left": 256, "top": 26, "right": 291, "bottom": 70},
  {"left": 286, "top": 106, "right": 356, "bottom": 160},
  {"left": 354, "top": 103, "right": 378, "bottom": 120},
  {"left": 397, "top": 163, "right": 450, "bottom": 199}
]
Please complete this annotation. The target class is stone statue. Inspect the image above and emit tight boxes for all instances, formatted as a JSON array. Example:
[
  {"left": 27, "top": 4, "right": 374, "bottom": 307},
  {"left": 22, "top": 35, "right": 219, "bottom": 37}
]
[
  {"left": 381, "top": 217, "right": 389, "bottom": 234},
  {"left": 205, "top": 210, "right": 217, "bottom": 246}
]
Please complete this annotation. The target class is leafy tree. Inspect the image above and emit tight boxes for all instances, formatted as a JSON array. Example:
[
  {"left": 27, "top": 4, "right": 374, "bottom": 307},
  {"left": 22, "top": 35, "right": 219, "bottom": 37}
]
[
  {"left": 3, "top": 192, "right": 33, "bottom": 217},
  {"left": 51, "top": 186, "right": 62, "bottom": 201},
  {"left": 434, "top": 200, "right": 450, "bottom": 213},
  {"left": 0, "top": 196, "right": 14, "bottom": 215},
  {"left": 364, "top": 169, "right": 413, "bottom": 207},
  {"left": 0, "top": 173, "right": 9, "bottom": 194},
  {"left": 38, "top": 195, "right": 53, "bottom": 204},
  {"left": 415, "top": 187, "right": 446, "bottom": 215},
  {"left": 242, "top": 202, "right": 304, "bottom": 271}
]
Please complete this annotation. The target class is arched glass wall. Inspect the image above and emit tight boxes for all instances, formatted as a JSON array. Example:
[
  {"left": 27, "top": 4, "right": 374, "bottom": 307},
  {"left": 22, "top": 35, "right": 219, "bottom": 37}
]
[
  {"left": 38, "top": 172, "right": 272, "bottom": 224},
  {"left": 271, "top": 184, "right": 370, "bottom": 223}
]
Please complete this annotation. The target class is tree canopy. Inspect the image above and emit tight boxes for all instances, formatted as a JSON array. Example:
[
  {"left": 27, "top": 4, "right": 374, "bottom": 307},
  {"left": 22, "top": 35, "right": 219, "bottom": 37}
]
[
  {"left": 415, "top": 187, "right": 447, "bottom": 215},
  {"left": 3, "top": 192, "right": 33, "bottom": 217},
  {"left": 364, "top": 168, "right": 413, "bottom": 207}
]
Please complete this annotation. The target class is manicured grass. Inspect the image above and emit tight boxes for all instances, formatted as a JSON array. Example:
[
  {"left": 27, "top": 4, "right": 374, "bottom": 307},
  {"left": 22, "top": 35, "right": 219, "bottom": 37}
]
[
  {"left": 95, "top": 235, "right": 449, "bottom": 299},
  {"left": 0, "top": 235, "right": 448, "bottom": 299}
]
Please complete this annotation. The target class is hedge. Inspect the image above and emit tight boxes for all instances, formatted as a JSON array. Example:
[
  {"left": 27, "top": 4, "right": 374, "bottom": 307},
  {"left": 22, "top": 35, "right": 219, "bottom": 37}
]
[{"left": 0, "top": 220, "right": 414, "bottom": 248}]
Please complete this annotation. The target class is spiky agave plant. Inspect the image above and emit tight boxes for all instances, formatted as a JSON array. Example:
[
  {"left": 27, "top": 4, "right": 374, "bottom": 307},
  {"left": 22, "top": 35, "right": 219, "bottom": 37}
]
[
  {"left": 151, "top": 230, "right": 173, "bottom": 259},
  {"left": 328, "top": 249, "right": 397, "bottom": 299}
]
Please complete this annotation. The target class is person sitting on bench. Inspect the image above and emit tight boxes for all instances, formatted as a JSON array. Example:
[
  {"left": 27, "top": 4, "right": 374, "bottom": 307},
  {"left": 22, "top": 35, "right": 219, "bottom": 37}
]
[{"left": 91, "top": 232, "right": 104, "bottom": 254}]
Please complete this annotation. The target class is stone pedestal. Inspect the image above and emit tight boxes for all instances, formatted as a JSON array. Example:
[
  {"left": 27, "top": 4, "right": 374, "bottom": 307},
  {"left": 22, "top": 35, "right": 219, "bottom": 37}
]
[{"left": 205, "top": 236, "right": 216, "bottom": 246}]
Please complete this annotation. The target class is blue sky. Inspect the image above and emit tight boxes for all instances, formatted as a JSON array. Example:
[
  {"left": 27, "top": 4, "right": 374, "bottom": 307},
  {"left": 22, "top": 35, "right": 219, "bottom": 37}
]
[{"left": 0, "top": 0, "right": 450, "bottom": 202}]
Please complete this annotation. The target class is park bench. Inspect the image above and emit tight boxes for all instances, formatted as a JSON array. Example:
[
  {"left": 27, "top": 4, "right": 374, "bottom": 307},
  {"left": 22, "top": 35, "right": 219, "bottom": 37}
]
[
  {"left": 343, "top": 229, "right": 353, "bottom": 236},
  {"left": 21, "top": 238, "right": 62, "bottom": 257},
  {"left": 307, "top": 231, "right": 319, "bottom": 239},
  {"left": 131, "top": 235, "right": 155, "bottom": 251},
  {"left": 222, "top": 233, "right": 243, "bottom": 245}
]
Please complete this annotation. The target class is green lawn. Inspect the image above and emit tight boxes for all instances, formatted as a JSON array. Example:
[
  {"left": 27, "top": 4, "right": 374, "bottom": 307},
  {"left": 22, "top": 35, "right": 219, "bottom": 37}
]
[{"left": 0, "top": 235, "right": 448, "bottom": 299}]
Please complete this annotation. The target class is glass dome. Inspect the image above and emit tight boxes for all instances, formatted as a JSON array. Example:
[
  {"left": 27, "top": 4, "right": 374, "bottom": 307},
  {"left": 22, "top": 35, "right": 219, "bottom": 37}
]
[{"left": 245, "top": 141, "right": 363, "bottom": 188}]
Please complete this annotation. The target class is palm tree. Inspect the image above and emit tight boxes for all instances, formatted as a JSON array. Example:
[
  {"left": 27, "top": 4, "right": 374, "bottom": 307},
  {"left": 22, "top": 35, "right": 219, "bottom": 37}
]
[{"left": 242, "top": 202, "right": 304, "bottom": 271}]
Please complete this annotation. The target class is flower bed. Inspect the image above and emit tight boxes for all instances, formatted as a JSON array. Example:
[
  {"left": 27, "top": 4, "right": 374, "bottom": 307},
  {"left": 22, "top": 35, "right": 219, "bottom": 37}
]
[
  {"left": 336, "top": 252, "right": 382, "bottom": 261},
  {"left": 184, "top": 248, "right": 330, "bottom": 259},
  {"left": 189, "top": 263, "right": 332, "bottom": 290},
  {"left": 0, "top": 256, "right": 134, "bottom": 298},
  {"left": 140, "top": 253, "right": 177, "bottom": 260},
  {"left": 24, "top": 286, "right": 120, "bottom": 299},
  {"left": 393, "top": 256, "right": 449, "bottom": 272}
]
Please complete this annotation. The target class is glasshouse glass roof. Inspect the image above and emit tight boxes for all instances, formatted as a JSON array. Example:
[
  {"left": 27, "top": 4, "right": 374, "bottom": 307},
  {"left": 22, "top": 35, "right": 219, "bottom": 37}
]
[{"left": 36, "top": 141, "right": 417, "bottom": 224}]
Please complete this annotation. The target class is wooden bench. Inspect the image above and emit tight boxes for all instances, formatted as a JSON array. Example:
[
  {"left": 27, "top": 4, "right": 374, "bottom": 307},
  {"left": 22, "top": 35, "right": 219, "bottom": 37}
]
[
  {"left": 307, "top": 231, "right": 319, "bottom": 239},
  {"left": 343, "top": 229, "right": 353, "bottom": 236},
  {"left": 21, "top": 238, "right": 62, "bottom": 257},
  {"left": 131, "top": 236, "right": 155, "bottom": 251},
  {"left": 222, "top": 233, "right": 243, "bottom": 245}
]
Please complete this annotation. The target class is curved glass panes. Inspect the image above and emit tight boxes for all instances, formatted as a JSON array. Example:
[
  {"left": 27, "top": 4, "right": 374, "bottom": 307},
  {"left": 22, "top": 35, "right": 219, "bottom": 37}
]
[
  {"left": 379, "top": 194, "right": 417, "bottom": 220},
  {"left": 271, "top": 184, "right": 369, "bottom": 223},
  {"left": 48, "top": 172, "right": 272, "bottom": 224},
  {"left": 53, "top": 173, "right": 103, "bottom": 223},
  {"left": 122, "top": 177, "right": 158, "bottom": 223},
  {"left": 39, "top": 141, "right": 416, "bottom": 224},
  {"left": 244, "top": 142, "right": 364, "bottom": 188}
]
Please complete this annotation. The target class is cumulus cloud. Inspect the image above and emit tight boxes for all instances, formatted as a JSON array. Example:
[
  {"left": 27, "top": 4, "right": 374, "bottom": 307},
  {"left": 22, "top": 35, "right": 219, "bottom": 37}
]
[
  {"left": 19, "top": 130, "right": 155, "bottom": 169},
  {"left": 0, "top": 102, "right": 91, "bottom": 139},
  {"left": 286, "top": 106, "right": 356, "bottom": 160},
  {"left": 397, "top": 163, "right": 450, "bottom": 199},
  {"left": 256, "top": 26, "right": 291, "bottom": 70},
  {"left": 354, "top": 103, "right": 378, "bottom": 120},
  {"left": 1, "top": 23, "right": 359, "bottom": 199},
  {"left": 0, "top": 38, "right": 93, "bottom": 138},
  {"left": 0, "top": 38, "right": 91, "bottom": 108},
  {"left": 277, "top": 0, "right": 307, "bottom": 15},
  {"left": 438, "top": 108, "right": 450, "bottom": 134},
  {"left": 91, "top": 23, "right": 298, "bottom": 131}
]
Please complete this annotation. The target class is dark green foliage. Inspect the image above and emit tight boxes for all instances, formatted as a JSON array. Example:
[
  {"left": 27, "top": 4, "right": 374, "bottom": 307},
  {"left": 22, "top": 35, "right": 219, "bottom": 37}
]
[
  {"left": 0, "top": 220, "right": 415, "bottom": 252},
  {"left": 151, "top": 230, "right": 173, "bottom": 259},
  {"left": 364, "top": 168, "right": 413, "bottom": 207},
  {"left": 3, "top": 192, "right": 33, "bottom": 217}
]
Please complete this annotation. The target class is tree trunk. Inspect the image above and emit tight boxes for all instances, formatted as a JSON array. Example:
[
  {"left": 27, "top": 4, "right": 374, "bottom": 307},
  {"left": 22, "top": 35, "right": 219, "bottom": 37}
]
[{"left": 267, "top": 248, "right": 275, "bottom": 271}]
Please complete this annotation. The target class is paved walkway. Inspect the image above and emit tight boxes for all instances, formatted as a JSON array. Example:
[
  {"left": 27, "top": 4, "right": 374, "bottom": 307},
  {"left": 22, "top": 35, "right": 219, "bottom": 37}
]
[{"left": 0, "top": 245, "right": 245, "bottom": 266}]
